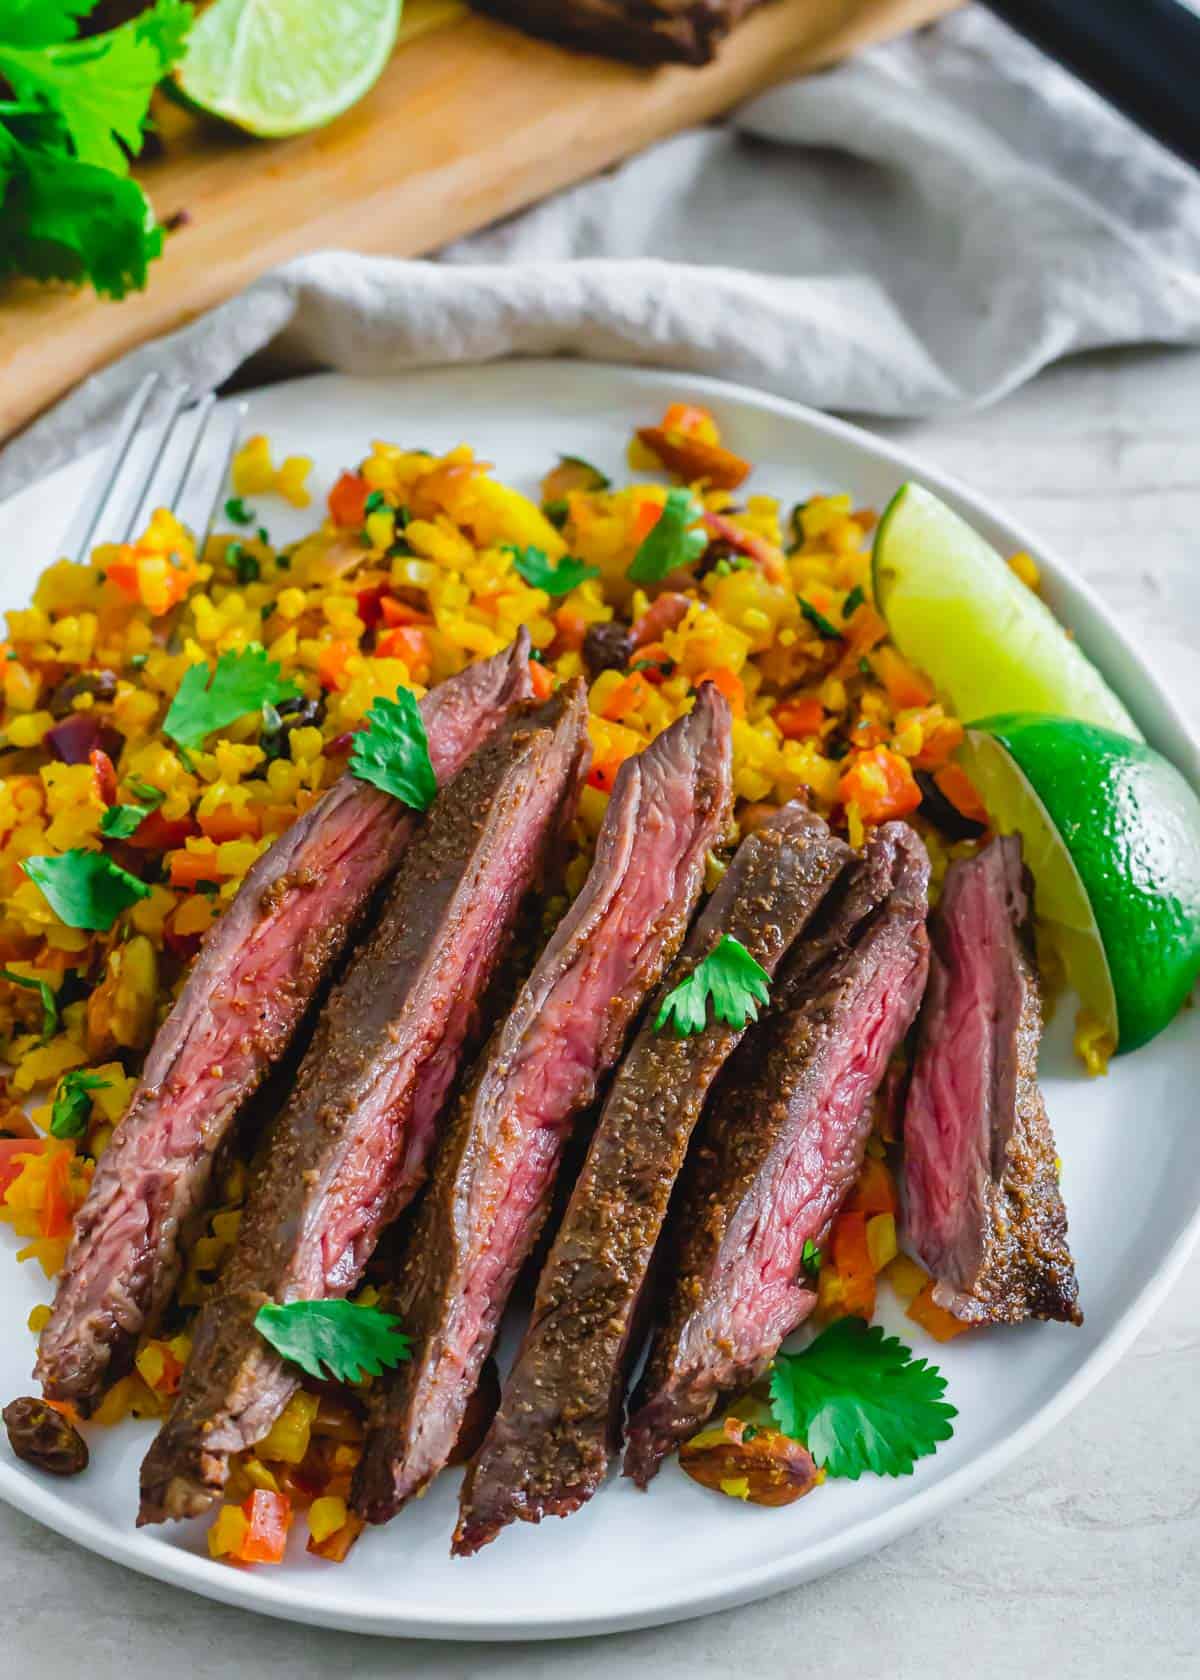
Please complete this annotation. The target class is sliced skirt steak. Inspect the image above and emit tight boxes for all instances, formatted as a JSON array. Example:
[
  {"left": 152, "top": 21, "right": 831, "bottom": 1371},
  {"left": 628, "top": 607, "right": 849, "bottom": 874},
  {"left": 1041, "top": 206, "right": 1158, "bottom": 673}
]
[
  {"left": 624, "top": 822, "right": 931, "bottom": 1485},
  {"left": 137, "top": 682, "right": 588, "bottom": 1524},
  {"left": 903, "top": 835, "right": 1081, "bottom": 1326},
  {"left": 36, "top": 636, "right": 532, "bottom": 1414},
  {"left": 473, "top": 0, "right": 768, "bottom": 67},
  {"left": 352, "top": 683, "right": 733, "bottom": 1526},
  {"left": 453, "top": 803, "right": 846, "bottom": 1554}
]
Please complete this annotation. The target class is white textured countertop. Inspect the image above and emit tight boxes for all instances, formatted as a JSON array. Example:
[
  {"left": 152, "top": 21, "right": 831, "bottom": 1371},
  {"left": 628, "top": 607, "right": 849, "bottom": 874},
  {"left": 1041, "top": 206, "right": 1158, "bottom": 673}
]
[{"left": 3, "top": 344, "right": 1198, "bottom": 1680}]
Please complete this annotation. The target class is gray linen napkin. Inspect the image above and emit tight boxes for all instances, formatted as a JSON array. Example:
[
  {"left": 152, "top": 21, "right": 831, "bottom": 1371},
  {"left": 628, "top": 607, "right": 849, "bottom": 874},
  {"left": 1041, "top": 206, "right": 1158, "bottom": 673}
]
[{"left": 3, "top": 7, "right": 1198, "bottom": 500}]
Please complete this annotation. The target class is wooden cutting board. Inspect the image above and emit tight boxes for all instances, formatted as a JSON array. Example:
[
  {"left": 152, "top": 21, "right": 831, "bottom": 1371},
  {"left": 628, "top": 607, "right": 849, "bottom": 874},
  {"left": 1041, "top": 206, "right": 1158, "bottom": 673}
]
[{"left": 0, "top": 0, "right": 959, "bottom": 441}]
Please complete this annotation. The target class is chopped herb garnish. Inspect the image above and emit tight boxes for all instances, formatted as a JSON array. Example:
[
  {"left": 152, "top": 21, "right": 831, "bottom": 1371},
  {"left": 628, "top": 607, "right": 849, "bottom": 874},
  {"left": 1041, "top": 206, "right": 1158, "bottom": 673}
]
[
  {"left": 223, "top": 496, "right": 254, "bottom": 526},
  {"left": 541, "top": 498, "right": 569, "bottom": 529},
  {"left": 858, "top": 656, "right": 873, "bottom": 677},
  {"left": 256, "top": 527, "right": 270, "bottom": 546},
  {"left": 127, "top": 779, "right": 165, "bottom": 807},
  {"left": 261, "top": 700, "right": 283, "bottom": 735},
  {"left": 632, "top": 657, "right": 674, "bottom": 676},
  {"left": 558, "top": 453, "right": 611, "bottom": 489},
  {"left": 349, "top": 687, "right": 435, "bottom": 811},
  {"left": 99, "top": 802, "right": 152, "bottom": 839},
  {"left": 254, "top": 1299, "right": 411, "bottom": 1383},
  {"left": 363, "top": 490, "right": 389, "bottom": 515},
  {"left": 769, "top": 1318, "right": 956, "bottom": 1481},
  {"left": 801, "top": 1238, "right": 822, "bottom": 1273},
  {"left": 842, "top": 585, "right": 866, "bottom": 619},
  {"left": 0, "top": 968, "right": 58, "bottom": 1041},
  {"left": 23, "top": 849, "right": 150, "bottom": 931},
  {"left": 799, "top": 599, "right": 842, "bottom": 640},
  {"left": 227, "top": 543, "right": 259, "bottom": 585},
  {"left": 507, "top": 545, "right": 600, "bottom": 597},
  {"left": 274, "top": 553, "right": 291, "bottom": 571},
  {"left": 628, "top": 489, "right": 707, "bottom": 585},
  {"left": 163, "top": 645, "right": 299, "bottom": 751},
  {"left": 655, "top": 935, "right": 771, "bottom": 1038},
  {"left": 50, "top": 1069, "right": 111, "bottom": 1140},
  {"left": 128, "top": 652, "right": 148, "bottom": 669}
]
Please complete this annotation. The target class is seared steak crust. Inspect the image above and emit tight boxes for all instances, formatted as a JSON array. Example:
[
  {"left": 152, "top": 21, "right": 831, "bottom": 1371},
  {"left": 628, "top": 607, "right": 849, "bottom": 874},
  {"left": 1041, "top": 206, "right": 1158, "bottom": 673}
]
[
  {"left": 624, "top": 823, "right": 931, "bottom": 1486},
  {"left": 473, "top": 0, "right": 767, "bottom": 66},
  {"left": 903, "top": 836, "right": 1081, "bottom": 1326},
  {"left": 452, "top": 804, "right": 846, "bottom": 1554},
  {"left": 138, "top": 684, "right": 588, "bottom": 1524},
  {"left": 353, "top": 684, "right": 733, "bottom": 1526},
  {"left": 36, "top": 637, "right": 532, "bottom": 1414}
]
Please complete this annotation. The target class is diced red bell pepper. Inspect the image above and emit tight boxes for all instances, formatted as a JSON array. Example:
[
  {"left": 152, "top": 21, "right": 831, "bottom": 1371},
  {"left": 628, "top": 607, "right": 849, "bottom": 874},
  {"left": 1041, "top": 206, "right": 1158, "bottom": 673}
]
[
  {"left": 355, "top": 583, "right": 390, "bottom": 628},
  {"left": 374, "top": 626, "right": 429, "bottom": 670},
  {"left": 837, "top": 746, "right": 922, "bottom": 825},
  {"left": 528, "top": 659, "right": 554, "bottom": 700},
  {"left": 238, "top": 1489, "right": 293, "bottom": 1564},
  {"left": 774, "top": 696, "right": 824, "bottom": 740},
  {"left": 378, "top": 596, "right": 432, "bottom": 629},
  {"left": 40, "top": 1146, "right": 73, "bottom": 1239},
  {"left": 130, "top": 809, "right": 198, "bottom": 852},
  {"left": 89, "top": 748, "right": 119, "bottom": 807}
]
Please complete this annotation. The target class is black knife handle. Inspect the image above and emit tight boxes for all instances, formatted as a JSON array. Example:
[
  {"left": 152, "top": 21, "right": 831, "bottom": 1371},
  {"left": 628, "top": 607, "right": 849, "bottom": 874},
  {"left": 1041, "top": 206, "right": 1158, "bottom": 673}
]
[{"left": 980, "top": 0, "right": 1200, "bottom": 171}]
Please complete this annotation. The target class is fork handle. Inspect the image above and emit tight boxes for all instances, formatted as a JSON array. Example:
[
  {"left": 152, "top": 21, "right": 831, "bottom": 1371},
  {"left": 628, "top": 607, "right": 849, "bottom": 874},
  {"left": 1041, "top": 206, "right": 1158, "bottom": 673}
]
[{"left": 980, "top": 0, "right": 1200, "bottom": 171}]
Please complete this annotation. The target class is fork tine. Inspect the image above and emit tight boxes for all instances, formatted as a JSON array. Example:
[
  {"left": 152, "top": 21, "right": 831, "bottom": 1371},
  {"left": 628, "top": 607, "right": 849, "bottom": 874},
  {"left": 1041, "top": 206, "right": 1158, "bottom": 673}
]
[
  {"left": 62, "top": 372, "right": 160, "bottom": 564},
  {"left": 174, "top": 400, "right": 245, "bottom": 549},
  {"left": 114, "top": 383, "right": 190, "bottom": 544}
]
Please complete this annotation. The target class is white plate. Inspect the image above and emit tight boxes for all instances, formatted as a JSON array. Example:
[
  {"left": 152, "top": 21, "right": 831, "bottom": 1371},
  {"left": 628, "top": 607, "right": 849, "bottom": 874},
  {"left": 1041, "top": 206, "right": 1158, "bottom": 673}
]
[{"left": 0, "top": 362, "right": 1197, "bottom": 1641}]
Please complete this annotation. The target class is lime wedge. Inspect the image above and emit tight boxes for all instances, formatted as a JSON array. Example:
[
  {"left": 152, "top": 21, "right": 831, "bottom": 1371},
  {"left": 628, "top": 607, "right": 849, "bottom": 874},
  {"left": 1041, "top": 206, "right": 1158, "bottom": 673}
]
[
  {"left": 175, "top": 0, "right": 403, "bottom": 138},
  {"left": 873, "top": 484, "right": 1142, "bottom": 741},
  {"left": 963, "top": 715, "right": 1200, "bottom": 1053}
]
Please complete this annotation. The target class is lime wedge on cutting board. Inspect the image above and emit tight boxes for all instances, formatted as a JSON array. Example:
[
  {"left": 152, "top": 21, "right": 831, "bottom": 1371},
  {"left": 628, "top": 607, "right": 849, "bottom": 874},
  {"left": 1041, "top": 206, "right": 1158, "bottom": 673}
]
[
  {"left": 963, "top": 715, "right": 1200, "bottom": 1054},
  {"left": 175, "top": 0, "right": 403, "bottom": 138},
  {"left": 873, "top": 484, "right": 1143, "bottom": 741}
]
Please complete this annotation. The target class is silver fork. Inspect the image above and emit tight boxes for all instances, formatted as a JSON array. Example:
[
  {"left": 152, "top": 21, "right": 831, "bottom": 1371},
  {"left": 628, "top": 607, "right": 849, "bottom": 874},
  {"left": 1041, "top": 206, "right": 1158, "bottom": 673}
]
[{"left": 61, "top": 373, "right": 246, "bottom": 564}]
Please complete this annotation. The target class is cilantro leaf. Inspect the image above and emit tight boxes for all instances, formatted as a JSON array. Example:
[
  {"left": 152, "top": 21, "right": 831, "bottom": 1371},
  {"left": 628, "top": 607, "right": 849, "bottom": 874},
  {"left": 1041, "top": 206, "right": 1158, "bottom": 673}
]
[
  {"left": 163, "top": 646, "right": 299, "bottom": 750},
  {"left": 655, "top": 934, "right": 771, "bottom": 1038},
  {"left": 226, "top": 542, "right": 259, "bottom": 585},
  {"left": 628, "top": 489, "right": 707, "bottom": 584},
  {"left": 0, "top": 132, "right": 163, "bottom": 299},
  {"left": 0, "top": 967, "right": 58, "bottom": 1041},
  {"left": 126, "top": 779, "right": 165, "bottom": 807},
  {"left": 768, "top": 1318, "right": 956, "bottom": 1480},
  {"left": 223, "top": 496, "right": 254, "bottom": 526},
  {"left": 801, "top": 1238, "right": 822, "bottom": 1273},
  {"left": 800, "top": 599, "right": 842, "bottom": 640},
  {"left": 506, "top": 545, "right": 599, "bottom": 598},
  {"left": 842, "top": 585, "right": 865, "bottom": 619},
  {"left": 50, "top": 1068, "right": 110, "bottom": 1140},
  {"left": 0, "top": 3, "right": 92, "bottom": 50},
  {"left": 349, "top": 687, "right": 435, "bottom": 811},
  {"left": 254, "top": 1299, "right": 411, "bottom": 1383},
  {"left": 100, "top": 801, "right": 151, "bottom": 838},
  {"left": 23, "top": 849, "right": 150, "bottom": 930}
]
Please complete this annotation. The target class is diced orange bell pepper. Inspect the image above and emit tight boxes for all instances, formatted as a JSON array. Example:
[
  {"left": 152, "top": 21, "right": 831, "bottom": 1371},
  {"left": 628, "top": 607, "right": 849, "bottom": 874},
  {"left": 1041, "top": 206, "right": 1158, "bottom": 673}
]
[
  {"left": 660, "top": 403, "right": 719, "bottom": 443},
  {"left": 237, "top": 1489, "right": 293, "bottom": 1564},
  {"left": 588, "top": 753, "right": 627, "bottom": 795},
  {"left": 632, "top": 499, "right": 663, "bottom": 542},
  {"left": 307, "top": 1510, "right": 365, "bottom": 1563},
  {"left": 873, "top": 646, "right": 935, "bottom": 709},
  {"left": 829, "top": 1211, "right": 876, "bottom": 1321},
  {"left": 374, "top": 626, "right": 429, "bottom": 671},
  {"left": 837, "top": 746, "right": 922, "bottom": 825},
  {"left": 552, "top": 605, "right": 588, "bottom": 653},
  {"left": 40, "top": 1147, "right": 73, "bottom": 1240},
  {"left": 105, "top": 556, "right": 141, "bottom": 600},
  {"left": 167, "top": 849, "right": 222, "bottom": 890},
  {"left": 843, "top": 1155, "right": 899, "bottom": 1216},
  {"left": 317, "top": 639, "right": 357, "bottom": 691},
  {"left": 911, "top": 714, "right": 965, "bottom": 770},
  {"left": 198, "top": 804, "right": 262, "bottom": 844},
  {"left": 636, "top": 426, "right": 750, "bottom": 492},
  {"left": 327, "top": 471, "right": 370, "bottom": 529},
  {"left": 695, "top": 666, "right": 745, "bottom": 717},
  {"left": 774, "top": 696, "right": 824, "bottom": 740},
  {"left": 907, "top": 1281, "right": 973, "bottom": 1342},
  {"left": 378, "top": 596, "right": 432, "bottom": 629},
  {"left": 836, "top": 603, "right": 888, "bottom": 677},
  {"left": 528, "top": 659, "right": 554, "bottom": 700},
  {"left": 601, "top": 670, "right": 653, "bottom": 722},
  {"left": 932, "top": 762, "right": 989, "bottom": 827}
]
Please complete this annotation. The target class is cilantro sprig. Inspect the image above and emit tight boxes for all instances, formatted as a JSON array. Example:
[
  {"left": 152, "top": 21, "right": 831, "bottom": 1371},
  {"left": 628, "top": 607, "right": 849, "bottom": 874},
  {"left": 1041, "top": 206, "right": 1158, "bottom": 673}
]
[
  {"left": 0, "top": 967, "right": 58, "bottom": 1041},
  {"left": 506, "top": 545, "right": 599, "bottom": 598},
  {"left": 349, "top": 687, "right": 435, "bottom": 811},
  {"left": 163, "top": 645, "right": 299, "bottom": 751},
  {"left": 254, "top": 1298, "right": 411, "bottom": 1383},
  {"left": 100, "top": 801, "right": 152, "bottom": 838},
  {"left": 768, "top": 1318, "right": 956, "bottom": 1480},
  {"left": 799, "top": 599, "right": 842, "bottom": 640},
  {"left": 23, "top": 848, "right": 150, "bottom": 931},
  {"left": 0, "top": 1, "right": 193, "bottom": 299},
  {"left": 655, "top": 935, "right": 771, "bottom": 1038},
  {"left": 50, "top": 1069, "right": 110, "bottom": 1140},
  {"left": 628, "top": 489, "right": 707, "bottom": 584}
]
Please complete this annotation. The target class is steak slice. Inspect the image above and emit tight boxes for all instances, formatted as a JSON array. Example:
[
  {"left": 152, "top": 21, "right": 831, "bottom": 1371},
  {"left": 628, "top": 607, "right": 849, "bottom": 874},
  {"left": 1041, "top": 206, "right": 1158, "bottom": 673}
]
[
  {"left": 623, "top": 823, "right": 931, "bottom": 1486},
  {"left": 352, "top": 683, "right": 733, "bottom": 1525},
  {"left": 473, "top": 0, "right": 767, "bottom": 66},
  {"left": 36, "top": 636, "right": 533, "bottom": 1414},
  {"left": 137, "top": 683, "right": 589, "bottom": 1525},
  {"left": 903, "top": 836, "right": 1082, "bottom": 1326},
  {"left": 452, "top": 803, "right": 845, "bottom": 1554}
]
